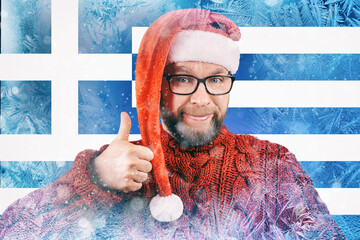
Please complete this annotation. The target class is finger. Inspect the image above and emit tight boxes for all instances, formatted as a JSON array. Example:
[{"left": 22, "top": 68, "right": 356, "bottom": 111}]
[
  {"left": 133, "top": 145, "right": 154, "bottom": 161},
  {"left": 131, "top": 171, "right": 148, "bottom": 183},
  {"left": 124, "top": 181, "right": 143, "bottom": 192},
  {"left": 134, "top": 160, "right": 153, "bottom": 173},
  {"left": 116, "top": 112, "right": 131, "bottom": 141}
]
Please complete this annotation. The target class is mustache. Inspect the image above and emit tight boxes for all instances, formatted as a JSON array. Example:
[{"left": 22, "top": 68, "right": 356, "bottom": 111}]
[{"left": 179, "top": 106, "right": 219, "bottom": 117}]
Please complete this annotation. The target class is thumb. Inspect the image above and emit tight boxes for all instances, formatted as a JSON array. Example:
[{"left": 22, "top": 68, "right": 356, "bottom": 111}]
[{"left": 116, "top": 112, "right": 132, "bottom": 141}]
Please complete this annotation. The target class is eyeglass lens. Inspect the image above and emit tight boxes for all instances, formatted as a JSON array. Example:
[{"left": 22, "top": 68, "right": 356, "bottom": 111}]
[{"left": 169, "top": 75, "right": 232, "bottom": 95}]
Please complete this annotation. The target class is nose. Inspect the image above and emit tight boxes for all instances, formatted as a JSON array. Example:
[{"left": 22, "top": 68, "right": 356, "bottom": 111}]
[{"left": 189, "top": 82, "right": 211, "bottom": 106}]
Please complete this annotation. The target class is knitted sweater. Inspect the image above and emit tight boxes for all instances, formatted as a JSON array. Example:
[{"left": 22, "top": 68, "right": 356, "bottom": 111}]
[{"left": 0, "top": 126, "right": 344, "bottom": 239}]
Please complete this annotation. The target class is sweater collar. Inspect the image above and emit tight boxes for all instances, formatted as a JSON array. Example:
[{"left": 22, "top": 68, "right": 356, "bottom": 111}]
[{"left": 160, "top": 125, "right": 230, "bottom": 182}]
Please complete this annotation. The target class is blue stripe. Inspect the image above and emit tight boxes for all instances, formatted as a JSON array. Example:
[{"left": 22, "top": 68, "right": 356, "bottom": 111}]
[
  {"left": 0, "top": 161, "right": 73, "bottom": 188},
  {"left": 0, "top": 81, "right": 51, "bottom": 134},
  {"left": 332, "top": 215, "right": 360, "bottom": 240},
  {"left": 0, "top": 213, "right": 355, "bottom": 237},
  {"left": 1, "top": 0, "right": 51, "bottom": 53},
  {"left": 132, "top": 54, "right": 360, "bottom": 81},
  {"left": 299, "top": 161, "right": 360, "bottom": 188},
  {"left": 79, "top": 1, "right": 360, "bottom": 53},
  {"left": 78, "top": 81, "right": 139, "bottom": 134},
  {"left": 2, "top": 161, "right": 359, "bottom": 189},
  {"left": 224, "top": 108, "right": 360, "bottom": 134},
  {"left": 236, "top": 54, "right": 360, "bottom": 80}
]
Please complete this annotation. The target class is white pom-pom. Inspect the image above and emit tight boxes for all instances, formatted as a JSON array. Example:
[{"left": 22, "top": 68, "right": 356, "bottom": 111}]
[{"left": 149, "top": 194, "right": 183, "bottom": 222}]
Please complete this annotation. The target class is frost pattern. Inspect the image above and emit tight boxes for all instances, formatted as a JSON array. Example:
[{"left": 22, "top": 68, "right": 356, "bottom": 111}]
[
  {"left": 333, "top": 215, "right": 360, "bottom": 240},
  {"left": 79, "top": 0, "right": 181, "bottom": 53},
  {"left": 0, "top": 161, "right": 73, "bottom": 188},
  {"left": 238, "top": 54, "right": 360, "bottom": 80},
  {"left": 78, "top": 81, "right": 138, "bottom": 134},
  {"left": 1, "top": 81, "right": 51, "bottom": 134},
  {"left": 198, "top": 0, "right": 360, "bottom": 27},
  {"left": 224, "top": 108, "right": 360, "bottom": 134},
  {"left": 1, "top": 0, "right": 51, "bottom": 53},
  {"left": 300, "top": 161, "right": 360, "bottom": 188},
  {"left": 78, "top": 0, "right": 360, "bottom": 54},
  {"left": 1, "top": 0, "right": 359, "bottom": 239},
  {"left": 79, "top": 0, "right": 360, "bottom": 53}
]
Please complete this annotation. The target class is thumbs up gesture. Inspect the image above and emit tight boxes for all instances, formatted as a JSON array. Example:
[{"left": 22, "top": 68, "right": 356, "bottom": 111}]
[{"left": 92, "top": 112, "right": 154, "bottom": 192}]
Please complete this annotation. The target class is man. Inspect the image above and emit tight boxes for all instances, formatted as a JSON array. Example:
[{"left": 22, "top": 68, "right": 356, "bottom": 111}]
[{"left": 0, "top": 9, "right": 344, "bottom": 239}]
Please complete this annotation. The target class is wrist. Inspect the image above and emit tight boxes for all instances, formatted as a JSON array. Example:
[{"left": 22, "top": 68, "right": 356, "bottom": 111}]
[{"left": 89, "top": 152, "right": 111, "bottom": 190}]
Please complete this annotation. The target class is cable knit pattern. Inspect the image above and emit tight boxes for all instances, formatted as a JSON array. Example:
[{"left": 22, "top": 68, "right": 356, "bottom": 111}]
[{"left": 0, "top": 126, "right": 344, "bottom": 239}]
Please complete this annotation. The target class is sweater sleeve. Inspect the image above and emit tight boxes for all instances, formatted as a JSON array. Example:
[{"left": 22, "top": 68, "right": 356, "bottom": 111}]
[
  {"left": 0, "top": 145, "right": 123, "bottom": 239},
  {"left": 273, "top": 143, "right": 345, "bottom": 239},
  {"left": 68, "top": 145, "right": 124, "bottom": 208}
]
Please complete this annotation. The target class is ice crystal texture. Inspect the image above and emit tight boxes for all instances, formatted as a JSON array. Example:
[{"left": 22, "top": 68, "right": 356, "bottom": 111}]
[
  {"left": 1, "top": 81, "right": 51, "bottom": 134},
  {"left": 1, "top": 0, "right": 51, "bottom": 53}
]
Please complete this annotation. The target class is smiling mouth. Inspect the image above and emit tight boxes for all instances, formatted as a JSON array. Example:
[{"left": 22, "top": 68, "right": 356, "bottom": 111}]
[{"left": 184, "top": 113, "right": 213, "bottom": 121}]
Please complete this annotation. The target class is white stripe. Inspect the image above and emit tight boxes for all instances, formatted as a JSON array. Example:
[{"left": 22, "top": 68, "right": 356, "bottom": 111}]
[
  {"left": 132, "top": 27, "right": 360, "bottom": 54},
  {"left": 229, "top": 81, "right": 360, "bottom": 107},
  {"left": 0, "top": 188, "right": 358, "bottom": 215},
  {"left": 239, "top": 27, "right": 360, "bottom": 54},
  {"left": 317, "top": 188, "right": 360, "bottom": 215},
  {"left": 253, "top": 134, "right": 359, "bottom": 162},
  {"left": 132, "top": 27, "right": 148, "bottom": 53},
  {"left": 132, "top": 80, "right": 136, "bottom": 108},
  {"left": 133, "top": 81, "right": 360, "bottom": 108},
  {"left": 0, "top": 134, "right": 141, "bottom": 162},
  {"left": 0, "top": 134, "right": 358, "bottom": 162},
  {"left": 0, "top": 54, "right": 132, "bottom": 80}
]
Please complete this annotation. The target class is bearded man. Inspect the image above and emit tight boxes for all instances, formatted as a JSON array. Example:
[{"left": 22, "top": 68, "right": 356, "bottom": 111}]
[{"left": 0, "top": 9, "right": 344, "bottom": 239}]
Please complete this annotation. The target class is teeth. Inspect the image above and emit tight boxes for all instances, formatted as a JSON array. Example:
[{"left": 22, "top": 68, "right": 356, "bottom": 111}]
[{"left": 186, "top": 113, "right": 211, "bottom": 121}]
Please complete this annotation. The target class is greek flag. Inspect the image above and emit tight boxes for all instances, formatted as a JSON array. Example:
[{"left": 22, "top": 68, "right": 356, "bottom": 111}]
[{"left": 0, "top": 0, "right": 359, "bottom": 238}]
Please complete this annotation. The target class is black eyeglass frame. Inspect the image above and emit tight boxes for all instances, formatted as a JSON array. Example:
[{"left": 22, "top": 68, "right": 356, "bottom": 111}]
[{"left": 163, "top": 73, "right": 235, "bottom": 96}]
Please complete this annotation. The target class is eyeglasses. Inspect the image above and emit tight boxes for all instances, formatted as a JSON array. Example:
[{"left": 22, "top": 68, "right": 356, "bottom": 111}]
[{"left": 163, "top": 73, "right": 235, "bottom": 95}]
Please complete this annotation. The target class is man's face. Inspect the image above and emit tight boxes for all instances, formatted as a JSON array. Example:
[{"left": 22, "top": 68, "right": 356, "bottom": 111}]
[{"left": 160, "top": 61, "right": 231, "bottom": 148}]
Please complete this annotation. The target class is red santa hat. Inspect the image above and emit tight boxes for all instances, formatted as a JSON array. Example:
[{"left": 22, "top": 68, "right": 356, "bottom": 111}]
[{"left": 135, "top": 8, "right": 241, "bottom": 222}]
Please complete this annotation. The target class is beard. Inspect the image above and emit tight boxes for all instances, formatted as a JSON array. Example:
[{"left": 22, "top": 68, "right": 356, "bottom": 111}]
[{"left": 160, "top": 104, "right": 225, "bottom": 148}]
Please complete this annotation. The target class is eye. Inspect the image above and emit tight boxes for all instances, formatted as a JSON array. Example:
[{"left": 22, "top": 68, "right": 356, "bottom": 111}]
[
  {"left": 173, "top": 76, "right": 190, "bottom": 83},
  {"left": 209, "top": 77, "right": 222, "bottom": 83}
]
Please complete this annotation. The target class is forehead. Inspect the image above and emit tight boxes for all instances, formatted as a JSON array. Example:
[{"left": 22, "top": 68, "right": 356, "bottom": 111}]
[{"left": 165, "top": 62, "right": 229, "bottom": 75}]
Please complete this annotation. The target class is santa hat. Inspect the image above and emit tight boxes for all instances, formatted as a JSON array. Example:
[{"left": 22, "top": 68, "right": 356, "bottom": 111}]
[{"left": 135, "top": 9, "right": 241, "bottom": 222}]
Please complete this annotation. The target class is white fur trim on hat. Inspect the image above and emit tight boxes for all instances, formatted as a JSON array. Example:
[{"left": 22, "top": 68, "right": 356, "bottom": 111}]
[{"left": 166, "top": 30, "right": 240, "bottom": 73}]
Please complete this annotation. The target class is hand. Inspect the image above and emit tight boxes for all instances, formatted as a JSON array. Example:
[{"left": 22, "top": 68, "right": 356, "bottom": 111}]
[{"left": 92, "top": 112, "right": 154, "bottom": 192}]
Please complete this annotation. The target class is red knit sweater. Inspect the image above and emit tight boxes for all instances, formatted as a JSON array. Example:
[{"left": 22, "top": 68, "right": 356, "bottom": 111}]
[{"left": 0, "top": 126, "right": 344, "bottom": 239}]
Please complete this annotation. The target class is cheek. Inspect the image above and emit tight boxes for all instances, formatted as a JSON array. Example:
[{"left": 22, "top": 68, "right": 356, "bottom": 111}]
[
  {"left": 214, "top": 95, "right": 229, "bottom": 115},
  {"left": 161, "top": 91, "right": 188, "bottom": 117},
  {"left": 166, "top": 95, "right": 187, "bottom": 116},
  {"left": 161, "top": 84, "right": 184, "bottom": 115}
]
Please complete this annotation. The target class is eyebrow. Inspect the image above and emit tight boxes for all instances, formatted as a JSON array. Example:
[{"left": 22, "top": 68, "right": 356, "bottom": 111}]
[
  {"left": 173, "top": 65, "right": 229, "bottom": 75},
  {"left": 172, "top": 66, "right": 191, "bottom": 73},
  {"left": 210, "top": 68, "right": 229, "bottom": 75}
]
